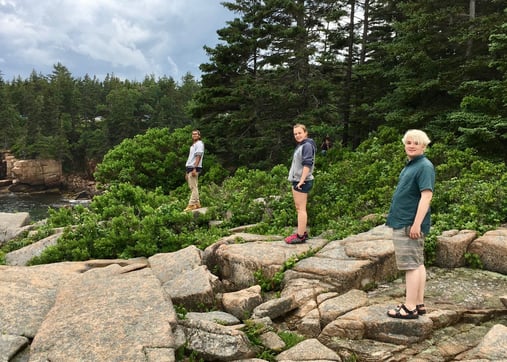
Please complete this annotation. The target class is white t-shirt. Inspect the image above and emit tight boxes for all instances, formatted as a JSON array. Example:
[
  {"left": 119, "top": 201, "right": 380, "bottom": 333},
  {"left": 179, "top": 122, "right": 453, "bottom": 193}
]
[{"left": 185, "top": 140, "right": 204, "bottom": 168}]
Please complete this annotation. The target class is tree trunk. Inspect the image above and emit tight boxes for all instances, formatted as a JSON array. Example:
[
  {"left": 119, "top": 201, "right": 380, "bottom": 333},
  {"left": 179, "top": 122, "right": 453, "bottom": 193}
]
[
  {"left": 466, "top": 0, "right": 476, "bottom": 58},
  {"left": 342, "top": 0, "right": 356, "bottom": 146},
  {"left": 360, "top": 0, "right": 370, "bottom": 65}
]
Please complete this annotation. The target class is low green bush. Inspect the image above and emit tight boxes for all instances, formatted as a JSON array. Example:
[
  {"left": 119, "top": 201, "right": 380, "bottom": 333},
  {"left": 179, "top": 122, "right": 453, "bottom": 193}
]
[
  {"left": 94, "top": 126, "right": 229, "bottom": 193},
  {"left": 5, "top": 126, "right": 504, "bottom": 267}
]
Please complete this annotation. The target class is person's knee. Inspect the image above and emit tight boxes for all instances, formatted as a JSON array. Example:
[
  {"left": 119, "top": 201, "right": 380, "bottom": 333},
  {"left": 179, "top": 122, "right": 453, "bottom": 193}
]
[{"left": 295, "top": 208, "right": 307, "bottom": 215}]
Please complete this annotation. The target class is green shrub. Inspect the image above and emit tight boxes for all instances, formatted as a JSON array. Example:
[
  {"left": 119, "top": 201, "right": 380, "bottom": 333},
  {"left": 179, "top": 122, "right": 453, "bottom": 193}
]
[
  {"left": 15, "top": 127, "right": 507, "bottom": 266},
  {"left": 200, "top": 165, "right": 292, "bottom": 229},
  {"left": 464, "top": 252, "right": 484, "bottom": 269},
  {"left": 29, "top": 183, "right": 229, "bottom": 264},
  {"left": 94, "top": 126, "right": 228, "bottom": 193}
]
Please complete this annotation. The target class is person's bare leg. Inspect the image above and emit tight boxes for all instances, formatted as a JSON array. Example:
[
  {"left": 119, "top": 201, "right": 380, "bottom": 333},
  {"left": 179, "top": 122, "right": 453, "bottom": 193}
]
[
  {"left": 292, "top": 189, "right": 308, "bottom": 236},
  {"left": 388, "top": 266, "right": 420, "bottom": 317},
  {"left": 416, "top": 264, "right": 426, "bottom": 305},
  {"left": 405, "top": 264, "right": 426, "bottom": 312}
]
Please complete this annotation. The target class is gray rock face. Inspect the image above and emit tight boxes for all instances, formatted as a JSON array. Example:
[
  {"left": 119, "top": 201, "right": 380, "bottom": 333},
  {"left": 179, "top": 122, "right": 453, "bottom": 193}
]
[
  {"left": 223, "top": 285, "right": 263, "bottom": 319},
  {"left": 5, "top": 229, "right": 63, "bottom": 266},
  {"left": 179, "top": 318, "right": 258, "bottom": 361},
  {"left": 1, "top": 220, "right": 506, "bottom": 361},
  {"left": 435, "top": 229, "right": 477, "bottom": 268},
  {"left": 275, "top": 338, "right": 341, "bottom": 361},
  {"left": 0, "top": 212, "right": 30, "bottom": 244},
  {"left": 0, "top": 334, "right": 29, "bottom": 361}
]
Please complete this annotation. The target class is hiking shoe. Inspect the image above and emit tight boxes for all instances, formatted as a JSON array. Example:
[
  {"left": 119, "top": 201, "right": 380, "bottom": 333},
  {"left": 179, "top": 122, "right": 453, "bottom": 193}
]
[
  {"left": 183, "top": 204, "right": 199, "bottom": 212},
  {"left": 285, "top": 232, "right": 308, "bottom": 244}
]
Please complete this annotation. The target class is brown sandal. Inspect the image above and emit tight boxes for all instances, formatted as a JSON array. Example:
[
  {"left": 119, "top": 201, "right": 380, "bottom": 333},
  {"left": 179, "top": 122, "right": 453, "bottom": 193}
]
[{"left": 387, "top": 304, "right": 419, "bottom": 319}]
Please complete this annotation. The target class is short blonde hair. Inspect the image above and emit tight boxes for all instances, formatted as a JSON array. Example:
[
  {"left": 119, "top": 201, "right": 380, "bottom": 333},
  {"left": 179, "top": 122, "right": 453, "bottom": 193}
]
[
  {"left": 402, "top": 129, "right": 431, "bottom": 146},
  {"left": 293, "top": 123, "right": 307, "bottom": 132}
]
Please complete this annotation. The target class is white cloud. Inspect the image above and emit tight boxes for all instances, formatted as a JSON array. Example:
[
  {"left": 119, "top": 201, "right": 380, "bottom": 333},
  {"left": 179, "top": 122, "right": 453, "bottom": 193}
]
[{"left": 0, "top": 0, "right": 232, "bottom": 81}]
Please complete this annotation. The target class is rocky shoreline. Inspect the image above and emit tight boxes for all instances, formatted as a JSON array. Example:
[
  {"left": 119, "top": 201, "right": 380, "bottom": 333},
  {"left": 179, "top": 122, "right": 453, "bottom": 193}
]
[
  {"left": 1, "top": 213, "right": 506, "bottom": 361},
  {"left": 0, "top": 173, "right": 96, "bottom": 195}
]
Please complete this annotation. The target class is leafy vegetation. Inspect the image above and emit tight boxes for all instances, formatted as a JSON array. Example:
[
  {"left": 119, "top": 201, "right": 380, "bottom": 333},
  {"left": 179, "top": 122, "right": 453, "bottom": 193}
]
[
  {"left": 1, "top": 69, "right": 200, "bottom": 173},
  {"left": 464, "top": 252, "right": 484, "bottom": 270},
  {"left": 240, "top": 320, "right": 307, "bottom": 362},
  {"left": 94, "top": 126, "right": 229, "bottom": 193},
  {"left": 0, "top": 4, "right": 505, "bottom": 360},
  {"left": 1, "top": 2, "right": 506, "bottom": 174},
  {"left": 1, "top": 125, "right": 503, "bottom": 268},
  {"left": 254, "top": 247, "right": 319, "bottom": 292}
]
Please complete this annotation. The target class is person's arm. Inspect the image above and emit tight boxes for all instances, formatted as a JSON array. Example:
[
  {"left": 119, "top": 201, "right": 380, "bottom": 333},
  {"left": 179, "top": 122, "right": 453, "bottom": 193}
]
[
  {"left": 297, "top": 166, "right": 310, "bottom": 188},
  {"left": 409, "top": 189, "right": 433, "bottom": 239},
  {"left": 297, "top": 143, "right": 314, "bottom": 188}
]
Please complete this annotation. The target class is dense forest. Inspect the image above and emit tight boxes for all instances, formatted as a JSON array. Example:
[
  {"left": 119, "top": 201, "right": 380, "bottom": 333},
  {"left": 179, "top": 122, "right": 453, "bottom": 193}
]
[{"left": 1, "top": 0, "right": 505, "bottom": 176}]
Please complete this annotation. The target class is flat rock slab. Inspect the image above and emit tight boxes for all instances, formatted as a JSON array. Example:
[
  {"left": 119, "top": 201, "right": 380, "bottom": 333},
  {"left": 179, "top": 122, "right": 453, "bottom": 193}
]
[
  {"left": 0, "top": 334, "right": 29, "bottom": 361},
  {"left": 30, "top": 267, "right": 177, "bottom": 361},
  {"left": 0, "top": 263, "right": 87, "bottom": 338},
  {"left": 210, "top": 237, "right": 328, "bottom": 289}
]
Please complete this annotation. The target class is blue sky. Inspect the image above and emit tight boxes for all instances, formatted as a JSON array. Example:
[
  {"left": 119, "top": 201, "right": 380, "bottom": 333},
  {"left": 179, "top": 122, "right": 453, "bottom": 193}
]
[{"left": 0, "top": 0, "right": 234, "bottom": 82}]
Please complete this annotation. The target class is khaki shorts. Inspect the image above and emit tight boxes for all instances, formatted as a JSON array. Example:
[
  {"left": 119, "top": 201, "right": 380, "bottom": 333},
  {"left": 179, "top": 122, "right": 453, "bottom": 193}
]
[{"left": 392, "top": 227, "right": 425, "bottom": 270}]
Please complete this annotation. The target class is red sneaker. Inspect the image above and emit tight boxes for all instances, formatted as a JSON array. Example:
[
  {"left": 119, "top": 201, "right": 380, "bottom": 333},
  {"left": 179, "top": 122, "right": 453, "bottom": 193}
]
[{"left": 284, "top": 232, "right": 307, "bottom": 244}]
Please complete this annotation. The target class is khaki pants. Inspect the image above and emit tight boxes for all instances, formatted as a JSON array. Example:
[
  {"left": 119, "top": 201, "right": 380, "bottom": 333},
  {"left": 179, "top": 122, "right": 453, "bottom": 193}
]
[{"left": 186, "top": 172, "right": 200, "bottom": 205}]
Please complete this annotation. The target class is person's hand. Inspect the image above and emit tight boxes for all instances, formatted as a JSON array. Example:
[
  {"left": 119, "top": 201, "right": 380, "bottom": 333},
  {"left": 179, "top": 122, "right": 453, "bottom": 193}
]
[{"left": 409, "top": 225, "right": 422, "bottom": 239}]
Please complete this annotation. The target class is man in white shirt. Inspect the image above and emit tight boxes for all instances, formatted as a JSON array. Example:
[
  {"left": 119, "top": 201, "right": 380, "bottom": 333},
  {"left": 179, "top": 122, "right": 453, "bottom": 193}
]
[{"left": 184, "top": 129, "right": 204, "bottom": 211}]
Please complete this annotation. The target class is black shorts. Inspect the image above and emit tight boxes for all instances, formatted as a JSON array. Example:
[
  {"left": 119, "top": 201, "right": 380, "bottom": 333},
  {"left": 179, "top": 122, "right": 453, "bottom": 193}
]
[{"left": 292, "top": 180, "right": 314, "bottom": 194}]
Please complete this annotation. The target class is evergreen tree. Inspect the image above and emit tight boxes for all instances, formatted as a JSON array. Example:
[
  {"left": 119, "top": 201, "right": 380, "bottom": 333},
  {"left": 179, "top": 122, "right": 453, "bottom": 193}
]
[
  {"left": 0, "top": 76, "right": 21, "bottom": 150},
  {"left": 191, "top": 0, "right": 349, "bottom": 170},
  {"left": 445, "top": 8, "right": 507, "bottom": 161},
  {"left": 373, "top": 0, "right": 506, "bottom": 140}
]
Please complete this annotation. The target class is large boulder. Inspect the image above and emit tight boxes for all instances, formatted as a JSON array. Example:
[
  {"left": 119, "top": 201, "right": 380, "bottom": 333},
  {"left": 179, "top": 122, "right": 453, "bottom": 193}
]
[
  {"left": 0, "top": 212, "right": 31, "bottom": 244},
  {"left": 435, "top": 229, "right": 477, "bottom": 268},
  {"left": 10, "top": 159, "right": 62, "bottom": 187},
  {"left": 468, "top": 227, "right": 507, "bottom": 274},
  {"left": 29, "top": 264, "right": 177, "bottom": 361},
  {"left": 179, "top": 318, "right": 258, "bottom": 361}
]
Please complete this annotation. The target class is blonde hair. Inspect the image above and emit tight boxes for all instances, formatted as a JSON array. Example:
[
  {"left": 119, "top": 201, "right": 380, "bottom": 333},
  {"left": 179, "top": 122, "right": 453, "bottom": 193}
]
[
  {"left": 402, "top": 129, "right": 431, "bottom": 146},
  {"left": 293, "top": 123, "right": 307, "bottom": 132}
]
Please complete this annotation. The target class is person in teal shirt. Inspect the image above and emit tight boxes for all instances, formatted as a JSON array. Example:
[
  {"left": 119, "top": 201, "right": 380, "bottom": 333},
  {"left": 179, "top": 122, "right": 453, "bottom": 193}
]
[{"left": 386, "top": 129, "right": 435, "bottom": 319}]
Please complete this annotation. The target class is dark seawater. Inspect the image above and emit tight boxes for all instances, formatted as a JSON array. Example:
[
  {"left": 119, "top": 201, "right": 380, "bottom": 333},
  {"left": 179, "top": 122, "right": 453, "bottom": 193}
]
[{"left": 0, "top": 192, "right": 82, "bottom": 221}]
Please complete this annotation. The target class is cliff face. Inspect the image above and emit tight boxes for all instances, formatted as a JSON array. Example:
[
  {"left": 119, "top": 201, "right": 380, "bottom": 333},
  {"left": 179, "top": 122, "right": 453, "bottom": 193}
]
[
  {"left": 10, "top": 159, "right": 62, "bottom": 188},
  {"left": 1, "top": 151, "right": 63, "bottom": 190}
]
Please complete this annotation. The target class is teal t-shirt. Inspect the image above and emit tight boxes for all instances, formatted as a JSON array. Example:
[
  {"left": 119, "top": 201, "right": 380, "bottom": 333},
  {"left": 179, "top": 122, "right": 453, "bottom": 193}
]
[{"left": 386, "top": 155, "right": 435, "bottom": 234}]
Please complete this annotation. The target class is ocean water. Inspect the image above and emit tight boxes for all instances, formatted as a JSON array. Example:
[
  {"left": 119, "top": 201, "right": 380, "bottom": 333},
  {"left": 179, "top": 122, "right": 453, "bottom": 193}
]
[{"left": 0, "top": 192, "right": 80, "bottom": 221}]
